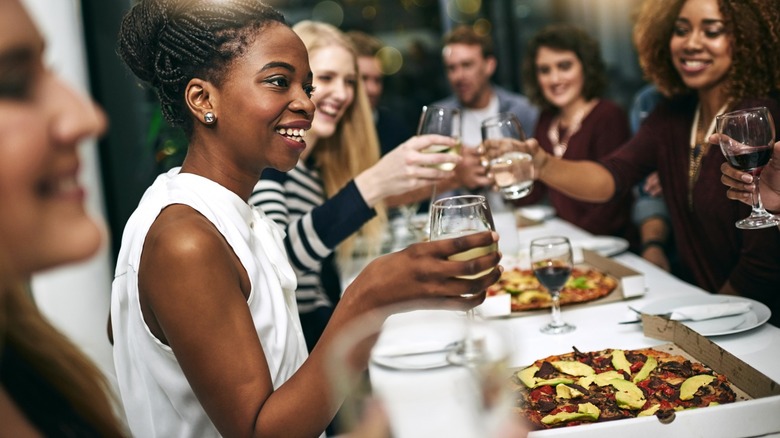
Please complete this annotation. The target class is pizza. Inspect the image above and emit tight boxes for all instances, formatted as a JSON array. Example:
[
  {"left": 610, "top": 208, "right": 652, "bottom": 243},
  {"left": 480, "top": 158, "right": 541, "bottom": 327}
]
[
  {"left": 511, "top": 347, "right": 738, "bottom": 429},
  {"left": 487, "top": 267, "right": 618, "bottom": 311}
]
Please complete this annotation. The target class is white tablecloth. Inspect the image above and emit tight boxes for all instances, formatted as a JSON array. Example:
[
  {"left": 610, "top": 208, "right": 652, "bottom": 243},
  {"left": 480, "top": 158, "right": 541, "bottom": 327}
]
[{"left": 341, "top": 216, "right": 780, "bottom": 437}]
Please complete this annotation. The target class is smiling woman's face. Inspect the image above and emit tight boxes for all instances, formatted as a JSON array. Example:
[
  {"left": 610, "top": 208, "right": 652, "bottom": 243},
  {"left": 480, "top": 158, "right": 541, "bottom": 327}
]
[
  {"left": 307, "top": 44, "right": 357, "bottom": 143},
  {"left": 0, "top": 0, "right": 107, "bottom": 276},
  {"left": 669, "top": 0, "right": 732, "bottom": 94}
]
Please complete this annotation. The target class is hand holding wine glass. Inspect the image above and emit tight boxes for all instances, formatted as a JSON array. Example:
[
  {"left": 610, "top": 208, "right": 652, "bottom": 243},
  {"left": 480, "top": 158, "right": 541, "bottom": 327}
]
[
  {"left": 716, "top": 106, "right": 780, "bottom": 229},
  {"left": 480, "top": 113, "right": 534, "bottom": 200},
  {"left": 530, "top": 236, "right": 575, "bottom": 334},
  {"left": 417, "top": 105, "right": 462, "bottom": 171},
  {"left": 429, "top": 195, "right": 498, "bottom": 365}
]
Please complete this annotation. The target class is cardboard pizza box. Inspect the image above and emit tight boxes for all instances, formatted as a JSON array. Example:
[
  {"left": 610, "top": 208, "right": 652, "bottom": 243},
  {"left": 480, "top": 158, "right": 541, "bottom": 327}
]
[
  {"left": 527, "top": 317, "right": 780, "bottom": 437},
  {"left": 581, "top": 249, "right": 645, "bottom": 299}
]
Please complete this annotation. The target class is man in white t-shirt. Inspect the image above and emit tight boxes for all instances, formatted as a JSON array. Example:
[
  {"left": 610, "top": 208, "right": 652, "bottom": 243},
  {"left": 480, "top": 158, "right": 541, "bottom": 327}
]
[{"left": 431, "top": 25, "right": 539, "bottom": 211}]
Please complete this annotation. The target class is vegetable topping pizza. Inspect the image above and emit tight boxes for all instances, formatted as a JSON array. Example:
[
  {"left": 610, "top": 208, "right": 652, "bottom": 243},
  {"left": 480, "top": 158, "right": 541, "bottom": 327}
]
[
  {"left": 487, "top": 267, "right": 618, "bottom": 311},
  {"left": 511, "top": 347, "right": 737, "bottom": 429}
]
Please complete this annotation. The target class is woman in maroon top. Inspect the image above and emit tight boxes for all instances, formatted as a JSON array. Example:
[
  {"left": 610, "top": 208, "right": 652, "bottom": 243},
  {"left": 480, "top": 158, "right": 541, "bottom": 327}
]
[
  {"left": 520, "top": 0, "right": 780, "bottom": 324},
  {"left": 520, "top": 24, "right": 636, "bottom": 247}
]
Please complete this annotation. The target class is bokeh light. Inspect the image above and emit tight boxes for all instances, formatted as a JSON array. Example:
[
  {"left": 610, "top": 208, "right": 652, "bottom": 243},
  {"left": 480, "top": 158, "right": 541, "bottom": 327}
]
[
  {"left": 362, "top": 5, "right": 377, "bottom": 20},
  {"left": 455, "top": 0, "right": 481, "bottom": 15},
  {"left": 377, "top": 46, "right": 403, "bottom": 75},
  {"left": 312, "top": 1, "right": 344, "bottom": 27},
  {"left": 473, "top": 18, "right": 491, "bottom": 36}
]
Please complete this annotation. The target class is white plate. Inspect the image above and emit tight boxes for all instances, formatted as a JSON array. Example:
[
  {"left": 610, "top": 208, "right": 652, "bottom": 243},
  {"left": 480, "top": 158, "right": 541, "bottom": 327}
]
[
  {"left": 371, "top": 348, "right": 452, "bottom": 371},
  {"left": 517, "top": 205, "right": 556, "bottom": 221},
  {"left": 574, "top": 236, "right": 630, "bottom": 257},
  {"left": 640, "top": 295, "right": 771, "bottom": 336}
]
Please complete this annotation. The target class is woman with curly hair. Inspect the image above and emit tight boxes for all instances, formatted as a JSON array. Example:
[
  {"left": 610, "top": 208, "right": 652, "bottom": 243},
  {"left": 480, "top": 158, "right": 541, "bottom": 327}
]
[
  {"left": 519, "top": 0, "right": 780, "bottom": 324},
  {"left": 520, "top": 24, "right": 636, "bottom": 248},
  {"left": 111, "top": 1, "right": 498, "bottom": 436}
]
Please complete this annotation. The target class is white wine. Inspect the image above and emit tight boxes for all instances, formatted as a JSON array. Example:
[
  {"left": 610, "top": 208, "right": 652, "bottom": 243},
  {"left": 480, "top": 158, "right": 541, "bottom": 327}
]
[
  {"left": 489, "top": 151, "right": 533, "bottom": 199},
  {"left": 448, "top": 242, "right": 498, "bottom": 279},
  {"left": 423, "top": 143, "right": 462, "bottom": 171}
]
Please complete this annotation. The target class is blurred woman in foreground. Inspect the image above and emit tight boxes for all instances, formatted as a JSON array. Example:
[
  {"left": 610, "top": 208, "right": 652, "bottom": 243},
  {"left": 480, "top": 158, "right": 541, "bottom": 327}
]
[{"left": 0, "top": 0, "right": 123, "bottom": 435}]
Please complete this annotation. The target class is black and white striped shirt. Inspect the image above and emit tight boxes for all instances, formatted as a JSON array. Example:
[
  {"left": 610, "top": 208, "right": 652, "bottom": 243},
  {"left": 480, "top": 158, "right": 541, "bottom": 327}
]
[{"left": 249, "top": 160, "right": 375, "bottom": 314}]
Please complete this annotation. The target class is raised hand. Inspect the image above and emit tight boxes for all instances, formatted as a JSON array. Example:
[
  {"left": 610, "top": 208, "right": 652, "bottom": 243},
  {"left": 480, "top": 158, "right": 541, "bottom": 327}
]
[
  {"left": 355, "top": 134, "right": 460, "bottom": 207},
  {"left": 716, "top": 137, "right": 780, "bottom": 213},
  {"left": 454, "top": 146, "right": 491, "bottom": 190}
]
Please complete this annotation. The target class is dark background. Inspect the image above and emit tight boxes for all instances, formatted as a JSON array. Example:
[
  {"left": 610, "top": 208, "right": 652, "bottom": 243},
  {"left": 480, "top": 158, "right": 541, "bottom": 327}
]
[{"left": 82, "top": 0, "right": 648, "bottom": 261}]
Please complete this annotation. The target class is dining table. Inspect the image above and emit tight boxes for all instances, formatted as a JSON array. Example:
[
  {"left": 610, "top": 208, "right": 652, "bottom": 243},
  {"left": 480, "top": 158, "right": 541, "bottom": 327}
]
[{"left": 340, "top": 212, "right": 780, "bottom": 437}]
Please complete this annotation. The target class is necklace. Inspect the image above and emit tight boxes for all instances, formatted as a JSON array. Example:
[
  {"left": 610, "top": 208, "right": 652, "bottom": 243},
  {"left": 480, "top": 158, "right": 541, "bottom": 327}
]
[
  {"left": 687, "top": 102, "right": 730, "bottom": 210},
  {"left": 547, "top": 100, "right": 598, "bottom": 157}
]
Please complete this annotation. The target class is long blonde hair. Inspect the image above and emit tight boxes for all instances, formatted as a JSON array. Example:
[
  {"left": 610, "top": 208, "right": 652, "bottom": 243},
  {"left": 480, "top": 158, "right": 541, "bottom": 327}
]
[
  {"left": 293, "top": 20, "right": 387, "bottom": 265},
  {"left": 0, "top": 257, "right": 125, "bottom": 436}
]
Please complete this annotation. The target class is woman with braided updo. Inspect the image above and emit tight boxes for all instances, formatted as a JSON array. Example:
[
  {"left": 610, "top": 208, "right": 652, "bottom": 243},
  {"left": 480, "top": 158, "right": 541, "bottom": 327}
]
[
  {"left": 517, "top": 0, "right": 780, "bottom": 322},
  {"left": 111, "top": 1, "right": 501, "bottom": 436}
]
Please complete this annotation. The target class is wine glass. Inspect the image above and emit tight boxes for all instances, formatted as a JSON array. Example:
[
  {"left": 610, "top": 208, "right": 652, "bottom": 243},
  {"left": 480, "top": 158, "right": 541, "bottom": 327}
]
[
  {"left": 417, "top": 105, "right": 462, "bottom": 171},
  {"left": 530, "top": 236, "right": 576, "bottom": 334},
  {"left": 480, "top": 112, "right": 534, "bottom": 200},
  {"left": 429, "top": 195, "right": 497, "bottom": 365},
  {"left": 417, "top": 106, "right": 462, "bottom": 228},
  {"left": 716, "top": 106, "right": 780, "bottom": 229}
]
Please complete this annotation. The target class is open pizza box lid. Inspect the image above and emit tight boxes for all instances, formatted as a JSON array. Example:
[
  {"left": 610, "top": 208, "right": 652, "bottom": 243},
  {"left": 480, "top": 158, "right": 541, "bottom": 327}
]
[
  {"left": 528, "top": 317, "right": 780, "bottom": 437},
  {"left": 479, "top": 249, "right": 645, "bottom": 318}
]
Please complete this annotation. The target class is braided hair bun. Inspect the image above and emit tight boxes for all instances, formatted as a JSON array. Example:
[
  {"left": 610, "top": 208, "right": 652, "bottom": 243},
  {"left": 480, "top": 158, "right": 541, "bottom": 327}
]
[{"left": 118, "top": 0, "right": 286, "bottom": 133}]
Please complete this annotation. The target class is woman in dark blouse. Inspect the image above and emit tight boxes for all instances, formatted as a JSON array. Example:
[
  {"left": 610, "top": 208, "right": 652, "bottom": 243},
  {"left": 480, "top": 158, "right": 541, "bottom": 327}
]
[{"left": 521, "top": 24, "right": 636, "bottom": 248}]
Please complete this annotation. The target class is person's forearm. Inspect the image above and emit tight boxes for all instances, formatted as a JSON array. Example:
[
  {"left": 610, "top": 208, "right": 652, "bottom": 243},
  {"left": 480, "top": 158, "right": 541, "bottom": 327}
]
[
  {"left": 538, "top": 158, "right": 616, "bottom": 202},
  {"left": 255, "top": 290, "right": 375, "bottom": 437},
  {"left": 385, "top": 185, "right": 438, "bottom": 208},
  {"left": 718, "top": 280, "right": 740, "bottom": 296},
  {"left": 640, "top": 216, "right": 668, "bottom": 244}
]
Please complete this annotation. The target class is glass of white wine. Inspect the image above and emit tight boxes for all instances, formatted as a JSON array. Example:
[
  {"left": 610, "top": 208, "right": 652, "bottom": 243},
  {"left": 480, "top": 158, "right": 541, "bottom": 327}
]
[
  {"left": 416, "top": 105, "right": 462, "bottom": 171},
  {"left": 480, "top": 112, "right": 534, "bottom": 200},
  {"left": 429, "top": 195, "right": 497, "bottom": 365}
]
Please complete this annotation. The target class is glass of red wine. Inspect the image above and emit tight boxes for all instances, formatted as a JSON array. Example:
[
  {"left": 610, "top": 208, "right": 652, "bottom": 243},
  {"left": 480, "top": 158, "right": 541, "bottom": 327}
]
[
  {"left": 530, "top": 236, "right": 575, "bottom": 334},
  {"left": 716, "top": 106, "right": 780, "bottom": 229}
]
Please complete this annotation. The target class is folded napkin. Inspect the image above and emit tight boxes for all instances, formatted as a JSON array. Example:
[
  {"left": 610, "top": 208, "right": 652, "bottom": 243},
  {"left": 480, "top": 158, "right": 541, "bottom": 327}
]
[{"left": 669, "top": 302, "right": 752, "bottom": 321}]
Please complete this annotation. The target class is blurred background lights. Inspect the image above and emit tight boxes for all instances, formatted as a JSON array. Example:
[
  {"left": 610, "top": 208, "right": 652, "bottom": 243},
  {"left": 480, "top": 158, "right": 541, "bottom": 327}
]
[
  {"left": 312, "top": 1, "right": 344, "bottom": 27},
  {"left": 455, "top": 0, "right": 481, "bottom": 15},
  {"left": 361, "top": 5, "right": 377, "bottom": 20},
  {"left": 473, "top": 18, "right": 491, "bottom": 36},
  {"left": 377, "top": 46, "right": 403, "bottom": 75}
]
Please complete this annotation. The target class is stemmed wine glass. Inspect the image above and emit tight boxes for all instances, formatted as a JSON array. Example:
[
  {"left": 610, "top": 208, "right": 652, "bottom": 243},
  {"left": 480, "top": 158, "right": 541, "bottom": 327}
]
[
  {"left": 530, "top": 236, "right": 576, "bottom": 334},
  {"left": 417, "top": 105, "right": 462, "bottom": 171},
  {"left": 480, "top": 112, "right": 534, "bottom": 200},
  {"left": 716, "top": 106, "right": 780, "bottom": 229},
  {"left": 429, "top": 195, "right": 497, "bottom": 364},
  {"left": 417, "top": 106, "right": 462, "bottom": 231}
]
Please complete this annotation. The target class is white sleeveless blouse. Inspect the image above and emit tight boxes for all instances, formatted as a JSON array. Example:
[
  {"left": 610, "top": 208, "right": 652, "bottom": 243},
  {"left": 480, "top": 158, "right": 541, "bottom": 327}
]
[{"left": 111, "top": 168, "right": 309, "bottom": 437}]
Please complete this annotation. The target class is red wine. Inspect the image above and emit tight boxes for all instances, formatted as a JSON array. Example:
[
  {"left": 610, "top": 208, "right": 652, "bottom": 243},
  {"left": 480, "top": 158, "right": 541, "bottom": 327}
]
[
  {"left": 533, "top": 265, "right": 572, "bottom": 291},
  {"left": 725, "top": 147, "right": 772, "bottom": 171}
]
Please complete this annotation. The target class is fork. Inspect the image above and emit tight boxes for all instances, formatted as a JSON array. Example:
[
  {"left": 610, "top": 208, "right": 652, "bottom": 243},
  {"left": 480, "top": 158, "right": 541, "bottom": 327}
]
[{"left": 619, "top": 306, "right": 671, "bottom": 324}]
